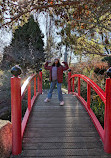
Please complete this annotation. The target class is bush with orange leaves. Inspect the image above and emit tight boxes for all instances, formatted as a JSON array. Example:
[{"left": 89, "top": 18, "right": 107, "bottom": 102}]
[{"left": 70, "top": 58, "right": 108, "bottom": 90}]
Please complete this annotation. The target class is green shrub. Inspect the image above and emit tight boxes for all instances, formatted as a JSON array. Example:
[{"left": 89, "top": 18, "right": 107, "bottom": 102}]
[
  {"left": 80, "top": 82, "right": 104, "bottom": 128},
  {"left": 91, "top": 95, "right": 104, "bottom": 128}
]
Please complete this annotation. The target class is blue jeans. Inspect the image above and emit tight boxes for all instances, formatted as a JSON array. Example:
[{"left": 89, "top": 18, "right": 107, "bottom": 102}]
[{"left": 48, "top": 80, "right": 63, "bottom": 101}]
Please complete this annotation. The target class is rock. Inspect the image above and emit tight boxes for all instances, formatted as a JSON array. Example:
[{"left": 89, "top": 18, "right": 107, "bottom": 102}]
[{"left": 0, "top": 120, "right": 12, "bottom": 158}]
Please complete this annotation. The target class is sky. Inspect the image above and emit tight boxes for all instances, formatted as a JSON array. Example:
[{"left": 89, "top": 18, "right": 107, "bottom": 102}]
[{"left": 0, "top": 29, "right": 12, "bottom": 53}]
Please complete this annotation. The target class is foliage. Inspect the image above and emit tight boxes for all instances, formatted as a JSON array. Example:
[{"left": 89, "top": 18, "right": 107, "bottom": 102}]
[
  {"left": 62, "top": 72, "right": 67, "bottom": 88},
  {"left": 1, "top": 1, "right": 111, "bottom": 30},
  {"left": 0, "top": 70, "right": 11, "bottom": 120},
  {"left": 70, "top": 57, "right": 108, "bottom": 90},
  {"left": 45, "top": 35, "right": 57, "bottom": 61},
  {"left": 42, "top": 68, "right": 50, "bottom": 89},
  {"left": 91, "top": 95, "right": 104, "bottom": 127},
  {"left": 53, "top": 1, "right": 111, "bottom": 57},
  {"left": 1, "top": 16, "right": 45, "bottom": 72},
  {"left": 1, "top": 0, "right": 111, "bottom": 58},
  {"left": 0, "top": 68, "right": 36, "bottom": 120},
  {"left": 102, "top": 56, "right": 111, "bottom": 67},
  {"left": 70, "top": 57, "right": 108, "bottom": 127}
]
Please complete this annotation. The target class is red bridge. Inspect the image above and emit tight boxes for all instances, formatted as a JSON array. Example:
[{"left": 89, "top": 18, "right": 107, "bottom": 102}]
[{"left": 10, "top": 66, "right": 111, "bottom": 157}]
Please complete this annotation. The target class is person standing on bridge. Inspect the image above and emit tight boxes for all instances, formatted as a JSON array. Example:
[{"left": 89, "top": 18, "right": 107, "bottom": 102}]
[{"left": 44, "top": 58, "right": 69, "bottom": 106}]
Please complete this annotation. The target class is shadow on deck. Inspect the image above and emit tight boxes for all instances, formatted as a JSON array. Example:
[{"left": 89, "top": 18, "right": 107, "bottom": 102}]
[{"left": 11, "top": 92, "right": 111, "bottom": 158}]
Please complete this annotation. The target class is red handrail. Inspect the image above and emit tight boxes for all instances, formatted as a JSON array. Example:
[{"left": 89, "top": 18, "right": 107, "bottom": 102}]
[
  {"left": 21, "top": 74, "right": 41, "bottom": 137},
  {"left": 11, "top": 71, "right": 42, "bottom": 155},
  {"left": 71, "top": 74, "right": 105, "bottom": 102},
  {"left": 68, "top": 71, "right": 111, "bottom": 153}
]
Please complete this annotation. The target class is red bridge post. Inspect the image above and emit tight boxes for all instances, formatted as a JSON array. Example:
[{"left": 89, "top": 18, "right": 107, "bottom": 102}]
[
  {"left": 72, "top": 77, "right": 74, "bottom": 92},
  {"left": 104, "top": 77, "right": 111, "bottom": 153},
  {"left": 87, "top": 84, "right": 91, "bottom": 109},
  {"left": 37, "top": 74, "right": 40, "bottom": 93},
  {"left": 34, "top": 76, "right": 36, "bottom": 96},
  {"left": 28, "top": 83, "right": 31, "bottom": 110},
  {"left": 39, "top": 68, "right": 42, "bottom": 94},
  {"left": 68, "top": 69, "right": 71, "bottom": 94},
  {"left": 11, "top": 66, "right": 22, "bottom": 155},
  {"left": 78, "top": 77, "right": 80, "bottom": 96}
]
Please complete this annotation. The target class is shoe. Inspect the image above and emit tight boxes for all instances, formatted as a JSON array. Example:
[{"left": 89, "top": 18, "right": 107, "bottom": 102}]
[
  {"left": 44, "top": 98, "right": 50, "bottom": 102},
  {"left": 60, "top": 101, "right": 64, "bottom": 106}
]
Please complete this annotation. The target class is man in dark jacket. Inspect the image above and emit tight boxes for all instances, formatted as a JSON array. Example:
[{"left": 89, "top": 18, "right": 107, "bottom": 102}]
[{"left": 44, "top": 58, "right": 69, "bottom": 106}]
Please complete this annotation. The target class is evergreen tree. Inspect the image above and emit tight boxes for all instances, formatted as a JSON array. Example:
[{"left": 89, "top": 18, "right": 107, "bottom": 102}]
[{"left": 1, "top": 15, "right": 45, "bottom": 72}]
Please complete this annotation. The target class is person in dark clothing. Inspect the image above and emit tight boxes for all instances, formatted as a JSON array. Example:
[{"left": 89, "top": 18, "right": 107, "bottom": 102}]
[{"left": 44, "top": 58, "right": 69, "bottom": 105}]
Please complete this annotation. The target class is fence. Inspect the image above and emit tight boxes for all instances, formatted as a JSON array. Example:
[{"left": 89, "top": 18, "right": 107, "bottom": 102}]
[
  {"left": 68, "top": 69, "right": 111, "bottom": 153},
  {"left": 11, "top": 66, "right": 42, "bottom": 155}
]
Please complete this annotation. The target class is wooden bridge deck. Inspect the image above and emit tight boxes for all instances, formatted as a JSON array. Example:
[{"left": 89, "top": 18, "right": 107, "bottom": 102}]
[{"left": 12, "top": 93, "right": 111, "bottom": 158}]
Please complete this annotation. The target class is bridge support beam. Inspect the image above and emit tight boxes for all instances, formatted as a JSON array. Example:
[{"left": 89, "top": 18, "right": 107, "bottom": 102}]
[
  {"left": 68, "top": 69, "right": 71, "bottom": 93},
  {"left": 28, "top": 83, "right": 31, "bottom": 110},
  {"left": 78, "top": 77, "right": 80, "bottom": 96},
  {"left": 34, "top": 76, "right": 36, "bottom": 96},
  {"left": 11, "top": 66, "right": 22, "bottom": 155},
  {"left": 87, "top": 84, "right": 91, "bottom": 109},
  {"left": 11, "top": 77, "right": 22, "bottom": 155},
  {"left": 39, "top": 69, "right": 42, "bottom": 94},
  {"left": 104, "top": 78, "right": 111, "bottom": 153}
]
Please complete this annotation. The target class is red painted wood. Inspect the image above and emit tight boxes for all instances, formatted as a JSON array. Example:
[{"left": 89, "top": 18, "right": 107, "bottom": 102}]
[
  {"left": 87, "top": 84, "right": 91, "bottom": 109},
  {"left": 34, "top": 77, "right": 36, "bottom": 96},
  {"left": 104, "top": 78, "right": 111, "bottom": 153},
  {"left": 28, "top": 83, "right": 31, "bottom": 110},
  {"left": 39, "top": 71, "right": 42, "bottom": 94},
  {"left": 70, "top": 74, "right": 105, "bottom": 103},
  {"left": 37, "top": 75, "right": 40, "bottom": 93},
  {"left": 22, "top": 108, "right": 30, "bottom": 138},
  {"left": 22, "top": 92, "right": 39, "bottom": 138},
  {"left": 21, "top": 75, "right": 35, "bottom": 99},
  {"left": 72, "top": 77, "right": 74, "bottom": 92},
  {"left": 11, "top": 72, "right": 42, "bottom": 155},
  {"left": 21, "top": 75, "right": 40, "bottom": 137},
  {"left": 78, "top": 77, "right": 80, "bottom": 96},
  {"left": 11, "top": 77, "right": 22, "bottom": 155},
  {"left": 68, "top": 71, "right": 71, "bottom": 93}
]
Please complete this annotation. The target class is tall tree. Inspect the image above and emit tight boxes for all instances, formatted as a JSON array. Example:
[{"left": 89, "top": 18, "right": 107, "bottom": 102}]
[{"left": 1, "top": 15, "right": 45, "bottom": 72}]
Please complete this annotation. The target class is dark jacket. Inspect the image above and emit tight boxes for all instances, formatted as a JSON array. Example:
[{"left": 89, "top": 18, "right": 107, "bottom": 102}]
[{"left": 44, "top": 62, "right": 69, "bottom": 83}]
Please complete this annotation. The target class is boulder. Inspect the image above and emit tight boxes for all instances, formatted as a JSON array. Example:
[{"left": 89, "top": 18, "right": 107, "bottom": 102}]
[{"left": 0, "top": 120, "right": 12, "bottom": 158}]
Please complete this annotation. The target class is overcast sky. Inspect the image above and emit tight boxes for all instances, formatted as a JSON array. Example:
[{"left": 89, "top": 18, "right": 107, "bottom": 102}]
[{"left": 0, "top": 29, "right": 12, "bottom": 53}]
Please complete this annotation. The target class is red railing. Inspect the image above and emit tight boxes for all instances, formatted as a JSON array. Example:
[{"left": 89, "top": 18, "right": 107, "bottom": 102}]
[
  {"left": 11, "top": 68, "right": 42, "bottom": 155},
  {"left": 68, "top": 70, "right": 111, "bottom": 153}
]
